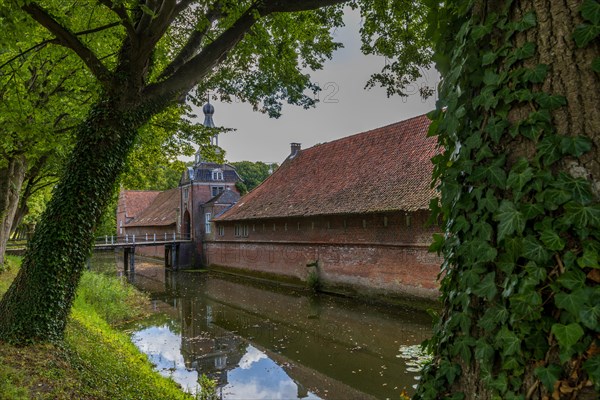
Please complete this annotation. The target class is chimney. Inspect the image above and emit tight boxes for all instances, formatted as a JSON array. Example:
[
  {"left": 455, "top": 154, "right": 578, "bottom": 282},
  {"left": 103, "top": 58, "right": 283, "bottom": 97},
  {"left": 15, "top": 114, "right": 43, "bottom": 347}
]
[{"left": 290, "top": 143, "right": 301, "bottom": 158}]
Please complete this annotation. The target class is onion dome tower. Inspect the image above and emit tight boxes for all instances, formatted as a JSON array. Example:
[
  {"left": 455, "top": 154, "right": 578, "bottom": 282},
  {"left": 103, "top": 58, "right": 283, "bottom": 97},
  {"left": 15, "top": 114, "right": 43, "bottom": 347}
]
[{"left": 203, "top": 98, "right": 219, "bottom": 148}]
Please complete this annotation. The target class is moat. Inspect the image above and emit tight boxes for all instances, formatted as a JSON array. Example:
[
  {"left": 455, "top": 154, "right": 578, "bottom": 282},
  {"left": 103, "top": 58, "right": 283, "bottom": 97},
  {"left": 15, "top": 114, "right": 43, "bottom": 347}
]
[{"left": 90, "top": 250, "right": 433, "bottom": 399}]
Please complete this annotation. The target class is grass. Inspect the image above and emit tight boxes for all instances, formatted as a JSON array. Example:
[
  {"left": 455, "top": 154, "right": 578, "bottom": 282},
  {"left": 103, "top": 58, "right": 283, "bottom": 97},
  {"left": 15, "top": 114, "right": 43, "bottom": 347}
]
[{"left": 0, "top": 256, "right": 195, "bottom": 400}]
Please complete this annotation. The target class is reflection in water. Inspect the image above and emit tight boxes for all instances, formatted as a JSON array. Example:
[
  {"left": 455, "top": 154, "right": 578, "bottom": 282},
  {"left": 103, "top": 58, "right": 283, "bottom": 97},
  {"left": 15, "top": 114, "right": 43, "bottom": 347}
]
[{"left": 91, "top": 250, "right": 432, "bottom": 399}]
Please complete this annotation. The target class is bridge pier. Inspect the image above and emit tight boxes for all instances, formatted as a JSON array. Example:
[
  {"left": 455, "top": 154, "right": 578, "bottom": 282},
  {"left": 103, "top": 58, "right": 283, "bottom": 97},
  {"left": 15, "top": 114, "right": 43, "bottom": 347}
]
[
  {"left": 124, "top": 246, "right": 136, "bottom": 274},
  {"left": 164, "top": 244, "right": 180, "bottom": 270}
]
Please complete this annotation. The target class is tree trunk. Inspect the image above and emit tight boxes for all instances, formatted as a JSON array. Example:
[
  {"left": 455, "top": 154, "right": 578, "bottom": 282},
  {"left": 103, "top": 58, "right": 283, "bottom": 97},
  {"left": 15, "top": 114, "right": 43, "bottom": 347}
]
[
  {"left": 0, "top": 155, "right": 27, "bottom": 270},
  {"left": 417, "top": 0, "right": 599, "bottom": 399},
  {"left": 0, "top": 97, "right": 151, "bottom": 343}
]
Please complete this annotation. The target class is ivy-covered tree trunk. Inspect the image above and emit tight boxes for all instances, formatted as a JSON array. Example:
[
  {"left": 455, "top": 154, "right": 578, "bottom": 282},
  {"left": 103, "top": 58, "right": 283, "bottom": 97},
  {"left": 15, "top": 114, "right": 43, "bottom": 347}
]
[
  {"left": 417, "top": 0, "right": 599, "bottom": 399},
  {"left": 0, "top": 97, "right": 151, "bottom": 342},
  {"left": 0, "top": 155, "right": 27, "bottom": 270}
]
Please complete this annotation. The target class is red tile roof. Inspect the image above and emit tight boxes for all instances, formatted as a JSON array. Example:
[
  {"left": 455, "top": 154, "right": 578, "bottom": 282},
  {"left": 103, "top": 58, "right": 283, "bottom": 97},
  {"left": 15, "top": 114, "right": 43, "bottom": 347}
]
[
  {"left": 120, "top": 190, "right": 162, "bottom": 220},
  {"left": 126, "top": 188, "right": 180, "bottom": 227},
  {"left": 217, "top": 114, "right": 437, "bottom": 221}
]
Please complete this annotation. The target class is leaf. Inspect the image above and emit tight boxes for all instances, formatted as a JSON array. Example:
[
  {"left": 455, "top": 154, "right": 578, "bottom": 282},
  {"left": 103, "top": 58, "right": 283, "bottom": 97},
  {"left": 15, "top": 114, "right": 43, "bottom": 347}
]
[
  {"left": 516, "top": 11, "right": 537, "bottom": 31},
  {"left": 573, "top": 23, "right": 600, "bottom": 47},
  {"left": 507, "top": 166, "right": 534, "bottom": 196},
  {"left": 535, "top": 364, "right": 562, "bottom": 392},
  {"left": 583, "top": 355, "right": 600, "bottom": 384},
  {"left": 578, "top": 246, "right": 599, "bottom": 269},
  {"left": 495, "top": 200, "right": 525, "bottom": 241},
  {"left": 523, "top": 236, "right": 551, "bottom": 264},
  {"left": 551, "top": 323, "right": 584, "bottom": 349},
  {"left": 593, "top": 57, "right": 600, "bottom": 73},
  {"left": 495, "top": 326, "right": 521, "bottom": 356},
  {"left": 555, "top": 289, "right": 587, "bottom": 316},
  {"left": 473, "top": 272, "right": 498, "bottom": 301},
  {"left": 563, "top": 202, "right": 600, "bottom": 229},
  {"left": 559, "top": 135, "right": 593, "bottom": 157},
  {"left": 523, "top": 64, "right": 548, "bottom": 83},
  {"left": 557, "top": 269, "right": 586, "bottom": 290},
  {"left": 580, "top": 304, "right": 600, "bottom": 329},
  {"left": 535, "top": 92, "right": 566, "bottom": 109},
  {"left": 540, "top": 229, "right": 565, "bottom": 251},
  {"left": 514, "top": 42, "right": 536, "bottom": 60},
  {"left": 581, "top": 0, "right": 600, "bottom": 25},
  {"left": 482, "top": 51, "right": 497, "bottom": 65},
  {"left": 556, "top": 174, "right": 593, "bottom": 204}
]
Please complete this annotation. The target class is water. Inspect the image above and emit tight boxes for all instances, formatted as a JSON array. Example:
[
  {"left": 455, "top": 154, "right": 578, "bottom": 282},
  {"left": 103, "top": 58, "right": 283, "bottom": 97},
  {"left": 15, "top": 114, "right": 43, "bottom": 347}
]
[{"left": 90, "top": 250, "right": 433, "bottom": 399}]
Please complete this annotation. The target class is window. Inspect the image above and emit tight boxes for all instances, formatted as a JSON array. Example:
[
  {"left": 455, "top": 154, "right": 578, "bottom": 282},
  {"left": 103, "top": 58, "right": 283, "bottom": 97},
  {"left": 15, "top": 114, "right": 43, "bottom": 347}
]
[
  {"left": 234, "top": 224, "right": 249, "bottom": 237},
  {"left": 205, "top": 213, "right": 211, "bottom": 234},
  {"left": 212, "top": 169, "right": 223, "bottom": 181},
  {"left": 211, "top": 186, "right": 224, "bottom": 197},
  {"left": 183, "top": 187, "right": 189, "bottom": 200},
  {"left": 119, "top": 220, "right": 123, "bottom": 234},
  {"left": 218, "top": 225, "right": 225, "bottom": 236}
]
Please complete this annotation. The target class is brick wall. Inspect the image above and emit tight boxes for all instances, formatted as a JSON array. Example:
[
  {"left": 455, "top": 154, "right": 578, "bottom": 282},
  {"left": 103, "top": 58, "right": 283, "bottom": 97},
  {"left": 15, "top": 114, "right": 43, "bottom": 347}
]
[{"left": 207, "top": 211, "right": 441, "bottom": 300}]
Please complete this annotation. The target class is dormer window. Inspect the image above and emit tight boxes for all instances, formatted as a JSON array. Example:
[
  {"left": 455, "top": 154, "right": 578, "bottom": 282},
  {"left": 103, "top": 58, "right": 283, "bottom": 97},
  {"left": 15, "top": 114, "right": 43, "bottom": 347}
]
[{"left": 212, "top": 169, "right": 223, "bottom": 181}]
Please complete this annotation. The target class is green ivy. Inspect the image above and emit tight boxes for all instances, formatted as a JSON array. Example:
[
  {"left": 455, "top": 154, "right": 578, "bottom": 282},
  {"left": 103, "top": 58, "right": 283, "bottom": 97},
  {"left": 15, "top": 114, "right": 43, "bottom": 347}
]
[{"left": 416, "top": 0, "right": 600, "bottom": 398}]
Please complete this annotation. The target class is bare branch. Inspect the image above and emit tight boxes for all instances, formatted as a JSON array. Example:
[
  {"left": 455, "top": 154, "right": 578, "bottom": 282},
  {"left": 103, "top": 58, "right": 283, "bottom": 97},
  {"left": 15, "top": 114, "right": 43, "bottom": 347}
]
[{"left": 22, "top": 2, "right": 111, "bottom": 86}]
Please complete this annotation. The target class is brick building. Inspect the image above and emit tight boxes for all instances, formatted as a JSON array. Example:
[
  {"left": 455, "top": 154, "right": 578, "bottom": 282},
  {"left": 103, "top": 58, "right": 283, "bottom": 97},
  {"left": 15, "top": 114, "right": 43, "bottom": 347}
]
[{"left": 206, "top": 114, "right": 441, "bottom": 300}]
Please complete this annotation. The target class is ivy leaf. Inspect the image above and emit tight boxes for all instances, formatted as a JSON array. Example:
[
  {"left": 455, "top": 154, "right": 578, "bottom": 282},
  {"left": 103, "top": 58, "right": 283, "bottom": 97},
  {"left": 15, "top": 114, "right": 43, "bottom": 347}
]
[
  {"left": 482, "top": 51, "right": 497, "bottom": 66},
  {"left": 578, "top": 245, "right": 599, "bottom": 268},
  {"left": 580, "top": 304, "right": 600, "bottom": 329},
  {"left": 515, "top": 11, "right": 537, "bottom": 31},
  {"left": 581, "top": 0, "right": 600, "bottom": 25},
  {"left": 495, "top": 326, "right": 521, "bottom": 356},
  {"left": 559, "top": 135, "right": 593, "bottom": 157},
  {"left": 593, "top": 57, "right": 600, "bottom": 73},
  {"left": 551, "top": 323, "right": 584, "bottom": 349},
  {"left": 523, "top": 64, "right": 548, "bottom": 83},
  {"left": 452, "top": 336, "right": 476, "bottom": 364},
  {"left": 473, "top": 272, "right": 498, "bottom": 301},
  {"left": 563, "top": 202, "right": 600, "bottom": 229},
  {"left": 523, "top": 236, "right": 551, "bottom": 264},
  {"left": 475, "top": 338, "right": 495, "bottom": 364},
  {"left": 557, "top": 269, "right": 586, "bottom": 290},
  {"left": 535, "top": 92, "right": 566, "bottom": 109},
  {"left": 535, "top": 364, "right": 562, "bottom": 392},
  {"left": 556, "top": 174, "right": 593, "bottom": 204},
  {"left": 555, "top": 289, "right": 587, "bottom": 316},
  {"left": 540, "top": 229, "right": 565, "bottom": 251},
  {"left": 583, "top": 355, "right": 600, "bottom": 385},
  {"left": 514, "top": 42, "right": 536, "bottom": 60},
  {"left": 495, "top": 200, "right": 525, "bottom": 241},
  {"left": 573, "top": 24, "right": 600, "bottom": 47}
]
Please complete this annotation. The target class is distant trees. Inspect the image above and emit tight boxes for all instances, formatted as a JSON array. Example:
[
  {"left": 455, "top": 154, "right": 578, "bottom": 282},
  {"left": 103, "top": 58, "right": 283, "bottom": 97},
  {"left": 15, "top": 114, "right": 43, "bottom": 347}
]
[{"left": 232, "top": 161, "right": 278, "bottom": 194}]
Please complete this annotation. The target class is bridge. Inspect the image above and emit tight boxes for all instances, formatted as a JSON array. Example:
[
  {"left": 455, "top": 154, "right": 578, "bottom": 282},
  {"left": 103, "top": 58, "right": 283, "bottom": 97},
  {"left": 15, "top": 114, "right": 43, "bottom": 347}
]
[
  {"left": 94, "top": 234, "right": 192, "bottom": 270},
  {"left": 6, "top": 233, "right": 192, "bottom": 270}
]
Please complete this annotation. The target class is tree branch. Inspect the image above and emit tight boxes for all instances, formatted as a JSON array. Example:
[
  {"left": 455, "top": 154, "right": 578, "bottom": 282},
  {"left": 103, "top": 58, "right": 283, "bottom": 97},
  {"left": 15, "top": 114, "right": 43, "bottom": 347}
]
[
  {"left": 97, "top": 0, "right": 136, "bottom": 40},
  {"left": 261, "top": 0, "right": 348, "bottom": 14},
  {"left": 144, "top": 4, "right": 260, "bottom": 102},
  {"left": 22, "top": 2, "right": 111, "bottom": 86},
  {"left": 159, "top": 1, "right": 223, "bottom": 80}
]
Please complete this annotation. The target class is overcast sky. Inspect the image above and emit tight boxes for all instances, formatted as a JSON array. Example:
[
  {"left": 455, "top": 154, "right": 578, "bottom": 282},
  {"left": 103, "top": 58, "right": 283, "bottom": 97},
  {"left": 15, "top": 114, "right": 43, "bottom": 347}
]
[{"left": 191, "top": 8, "right": 439, "bottom": 164}]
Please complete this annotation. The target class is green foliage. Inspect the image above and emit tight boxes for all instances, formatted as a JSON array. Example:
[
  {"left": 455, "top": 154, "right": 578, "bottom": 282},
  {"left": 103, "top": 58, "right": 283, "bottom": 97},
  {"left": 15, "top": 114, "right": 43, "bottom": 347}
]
[
  {"left": 73, "top": 271, "right": 149, "bottom": 325},
  {"left": 231, "top": 161, "right": 278, "bottom": 193},
  {"left": 196, "top": 374, "right": 218, "bottom": 400},
  {"left": 415, "top": 1, "right": 600, "bottom": 399}
]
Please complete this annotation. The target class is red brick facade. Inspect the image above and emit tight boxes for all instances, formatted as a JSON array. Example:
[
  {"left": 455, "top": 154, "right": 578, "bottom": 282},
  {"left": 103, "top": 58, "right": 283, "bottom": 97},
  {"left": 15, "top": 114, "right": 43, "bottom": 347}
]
[
  {"left": 206, "top": 211, "right": 440, "bottom": 299},
  {"left": 209, "top": 114, "right": 442, "bottom": 300}
]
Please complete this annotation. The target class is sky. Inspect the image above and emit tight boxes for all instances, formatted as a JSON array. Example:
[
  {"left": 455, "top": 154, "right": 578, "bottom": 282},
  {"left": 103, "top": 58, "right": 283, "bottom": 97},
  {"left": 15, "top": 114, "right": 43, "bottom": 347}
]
[{"left": 191, "top": 8, "right": 439, "bottom": 164}]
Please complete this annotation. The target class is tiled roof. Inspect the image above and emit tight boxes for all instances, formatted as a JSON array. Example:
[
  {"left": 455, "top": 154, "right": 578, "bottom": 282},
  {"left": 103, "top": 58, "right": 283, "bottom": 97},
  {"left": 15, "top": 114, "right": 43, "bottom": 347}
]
[
  {"left": 126, "top": 187, "right": 179, "bottom": 227},
  {"left": 205, "top": 189, "right": 240, "bottom": 205},
  {"left": 216, "top": 114, "right": 437, "bottom": 221},
  {"left": 120, "top": 190, "right": 161, "bottom": 219}
]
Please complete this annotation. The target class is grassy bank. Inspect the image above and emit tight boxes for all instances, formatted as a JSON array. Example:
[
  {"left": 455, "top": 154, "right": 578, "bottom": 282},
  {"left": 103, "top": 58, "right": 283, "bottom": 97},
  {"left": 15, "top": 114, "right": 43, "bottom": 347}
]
[{"left": 0, "top": 256, "right": 194, "bottom": 400}]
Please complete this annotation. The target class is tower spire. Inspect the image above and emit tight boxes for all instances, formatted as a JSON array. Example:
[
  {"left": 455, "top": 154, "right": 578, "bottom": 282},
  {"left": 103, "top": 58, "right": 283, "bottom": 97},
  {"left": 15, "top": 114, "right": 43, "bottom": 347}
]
[{"left": 202, "top": 94, "right": 218, "bottom": 147}]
